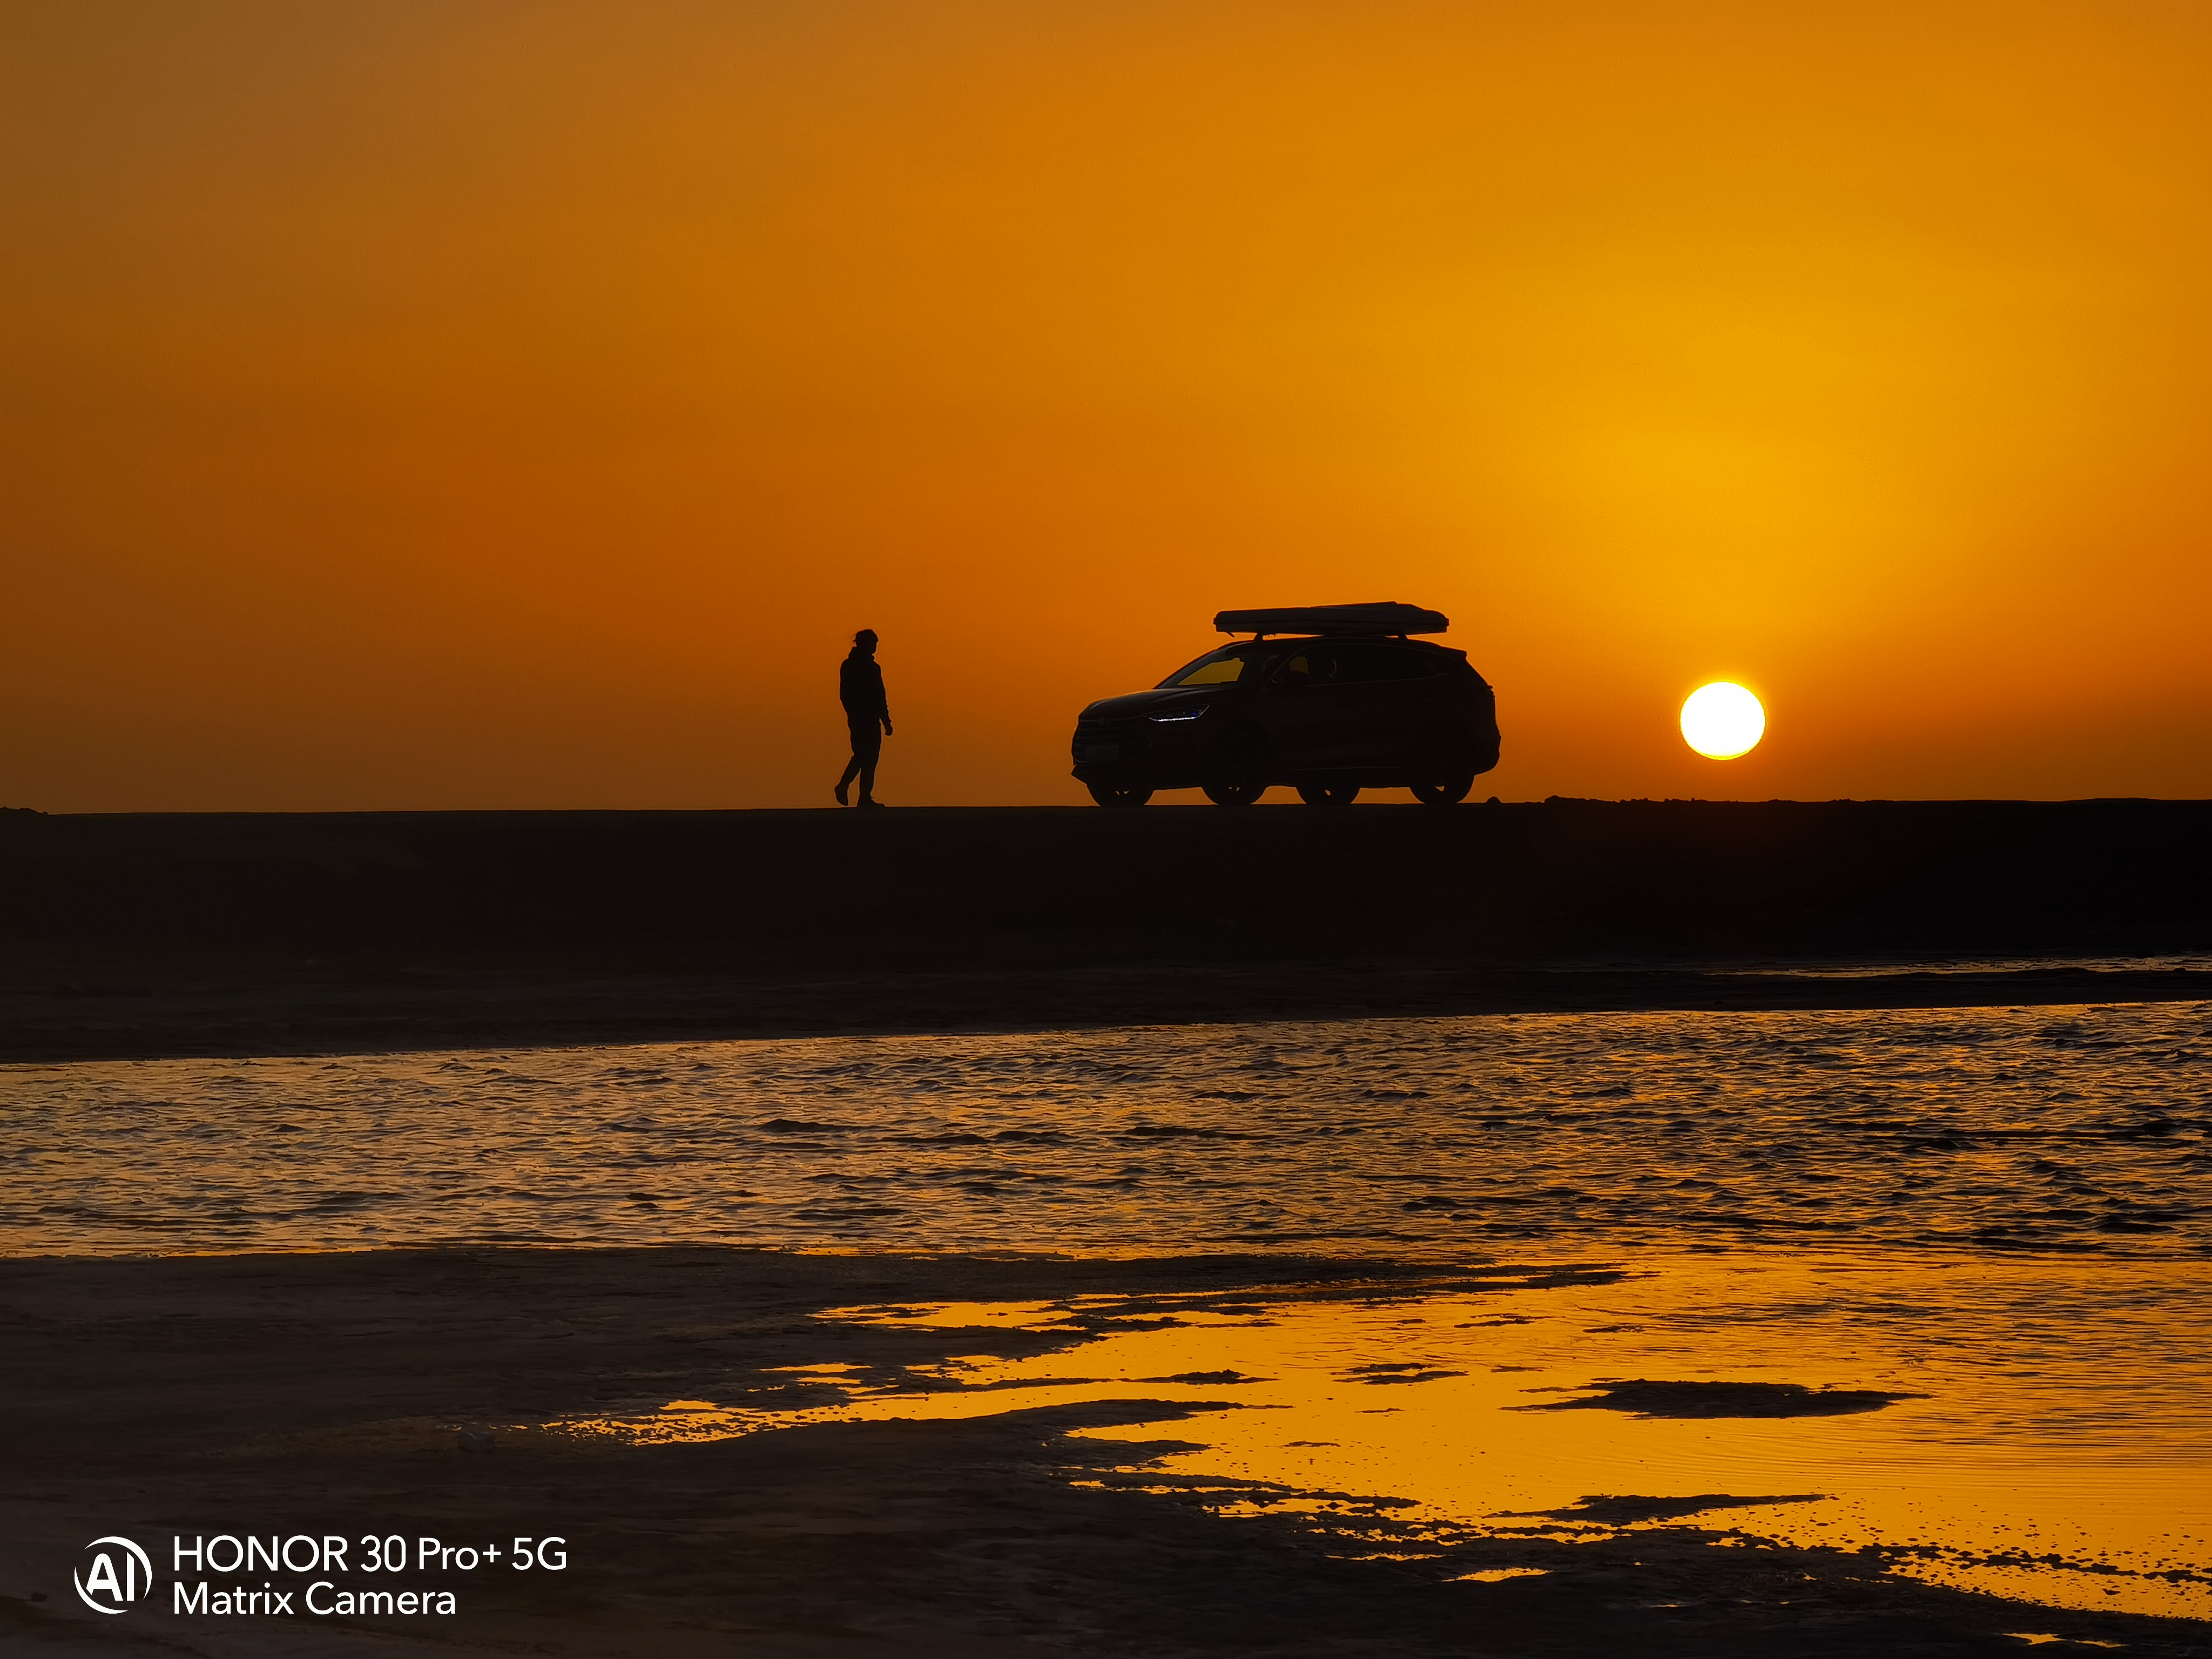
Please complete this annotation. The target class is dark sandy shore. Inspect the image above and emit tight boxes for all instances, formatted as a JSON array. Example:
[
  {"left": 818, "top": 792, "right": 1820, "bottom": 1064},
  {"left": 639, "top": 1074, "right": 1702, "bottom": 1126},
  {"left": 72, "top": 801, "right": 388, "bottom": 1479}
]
[
  {"left": 3, "top": 799, "right": 2208, "bottom": 1060},
  {"left": 5, "top": 1246, "right": 2208, "bottom": 1658}
]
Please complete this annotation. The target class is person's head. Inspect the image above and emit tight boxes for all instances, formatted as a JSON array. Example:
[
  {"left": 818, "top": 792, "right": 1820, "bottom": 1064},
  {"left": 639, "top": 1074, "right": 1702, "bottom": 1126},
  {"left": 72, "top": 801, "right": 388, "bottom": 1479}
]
[{"left": 853, "top": 628, "right": 878, "bottom": 655}]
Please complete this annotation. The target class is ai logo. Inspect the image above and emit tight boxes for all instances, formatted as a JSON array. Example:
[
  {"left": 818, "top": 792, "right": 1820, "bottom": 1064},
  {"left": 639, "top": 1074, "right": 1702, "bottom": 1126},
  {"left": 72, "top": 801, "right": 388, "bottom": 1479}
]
[{"left": 74, "top": 1536, "right": 153, "bottom": 1614}]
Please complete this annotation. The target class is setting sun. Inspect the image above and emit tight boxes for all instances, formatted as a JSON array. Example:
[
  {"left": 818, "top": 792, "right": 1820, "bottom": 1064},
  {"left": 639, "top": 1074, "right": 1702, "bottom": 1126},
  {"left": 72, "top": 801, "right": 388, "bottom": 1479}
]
[{"left": 1681, "top": 683, "right": 1766, "bottom": 760}]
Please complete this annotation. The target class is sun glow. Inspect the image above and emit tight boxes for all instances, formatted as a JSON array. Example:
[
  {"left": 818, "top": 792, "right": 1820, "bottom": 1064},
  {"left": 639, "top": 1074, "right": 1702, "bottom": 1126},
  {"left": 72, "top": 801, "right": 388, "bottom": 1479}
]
[{"left": 1681, "top": 683, "right": 1766, "bottom": 759}]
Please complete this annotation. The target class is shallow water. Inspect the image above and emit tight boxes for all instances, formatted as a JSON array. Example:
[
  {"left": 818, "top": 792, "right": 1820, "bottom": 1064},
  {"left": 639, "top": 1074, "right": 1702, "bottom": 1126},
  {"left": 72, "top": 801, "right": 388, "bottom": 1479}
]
[
  {"left": 9, "top": 1003, "right": 2211, "bottom": 1624},
  {"left": 520, "top": 1252, "right": 2212, "bottom": 1621},
  {"left": 5, "top": 1003, "right": 2208, "bottom": 1258}
]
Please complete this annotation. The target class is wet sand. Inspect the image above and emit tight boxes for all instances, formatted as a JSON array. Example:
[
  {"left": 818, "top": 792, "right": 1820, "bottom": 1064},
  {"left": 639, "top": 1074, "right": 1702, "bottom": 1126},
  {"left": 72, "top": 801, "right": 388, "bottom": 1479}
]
[
  {"left": 4, "top": 1247, "right": 2208, "bottom": 1657},
  {"left": 17, "top": 955, "right": 2212, "bottom": 1070},
  {"left": 8, "top": 953, "right": 2209, "bottom": 1064}
]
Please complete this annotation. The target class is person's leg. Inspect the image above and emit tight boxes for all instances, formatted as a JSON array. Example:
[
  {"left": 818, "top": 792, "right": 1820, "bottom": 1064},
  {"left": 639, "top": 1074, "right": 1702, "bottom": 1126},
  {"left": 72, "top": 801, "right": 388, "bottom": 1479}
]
[
  {"left": 841, "top": 721, "right": 879, "bottom": 805},
  {"left": 855, "top": 730, "right": 881, "bottom": 803}
]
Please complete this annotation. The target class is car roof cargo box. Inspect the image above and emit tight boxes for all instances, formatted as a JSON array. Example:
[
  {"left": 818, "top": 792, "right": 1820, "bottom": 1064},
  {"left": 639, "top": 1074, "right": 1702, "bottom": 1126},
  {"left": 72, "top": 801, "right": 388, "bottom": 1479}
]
[{"left": 1213, "top": 601, "right": 1449, "bottom": 637}]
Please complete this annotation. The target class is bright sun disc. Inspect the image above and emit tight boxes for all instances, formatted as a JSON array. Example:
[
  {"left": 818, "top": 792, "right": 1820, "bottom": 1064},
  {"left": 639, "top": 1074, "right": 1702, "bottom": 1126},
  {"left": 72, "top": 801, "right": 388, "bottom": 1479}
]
[{"left": 1681, "top": 682, "right": 1765, "bottom": 759}]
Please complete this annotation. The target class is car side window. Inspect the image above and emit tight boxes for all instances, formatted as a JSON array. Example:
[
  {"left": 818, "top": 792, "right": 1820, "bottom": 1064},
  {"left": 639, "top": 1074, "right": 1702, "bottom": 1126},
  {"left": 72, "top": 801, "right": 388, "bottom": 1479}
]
[
  {"left": 1330, "top": 643, "right": 1436, "bottom": 683},
  {"left": 1274, "top": 649, "right": 1338, "bottom": 684},
  {"left": 1379, "top": 648, "right": 1443, "bottom": 680}
]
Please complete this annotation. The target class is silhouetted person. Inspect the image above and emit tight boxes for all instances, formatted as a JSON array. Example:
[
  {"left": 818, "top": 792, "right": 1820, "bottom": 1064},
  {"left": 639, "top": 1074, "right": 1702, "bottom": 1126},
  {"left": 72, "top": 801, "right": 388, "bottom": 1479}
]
[{"left": 836, "top": 629, "right": 892, "bottom": 807}]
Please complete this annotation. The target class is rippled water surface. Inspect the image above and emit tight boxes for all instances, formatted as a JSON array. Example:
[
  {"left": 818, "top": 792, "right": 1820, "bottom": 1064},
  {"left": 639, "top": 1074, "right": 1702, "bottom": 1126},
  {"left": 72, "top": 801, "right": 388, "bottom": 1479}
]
[{"left": 5, "top": 1002, "right": 2208, "bottom": 1257}]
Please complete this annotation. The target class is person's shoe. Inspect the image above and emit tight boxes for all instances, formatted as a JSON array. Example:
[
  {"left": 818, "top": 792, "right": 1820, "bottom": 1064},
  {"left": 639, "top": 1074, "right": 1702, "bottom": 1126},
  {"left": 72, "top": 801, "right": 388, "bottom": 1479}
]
[
  {"left": 856, "top": 797, "right": 885, "bottom": 810},
  {"left": 834, "top": 780, "right": 849, "bottom": 806}
]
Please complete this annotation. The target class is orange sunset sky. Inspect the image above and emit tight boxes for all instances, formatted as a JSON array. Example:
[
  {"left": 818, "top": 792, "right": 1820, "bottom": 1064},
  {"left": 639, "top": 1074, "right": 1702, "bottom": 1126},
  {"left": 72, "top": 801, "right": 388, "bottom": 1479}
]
[{"left": 5, "top": 2, "right": 2210, "bottom": 811}]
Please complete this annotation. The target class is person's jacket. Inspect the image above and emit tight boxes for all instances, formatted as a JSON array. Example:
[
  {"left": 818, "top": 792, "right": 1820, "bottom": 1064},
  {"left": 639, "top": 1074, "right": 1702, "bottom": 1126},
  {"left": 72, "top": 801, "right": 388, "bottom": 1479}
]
[{"left": 840, "top": 652, "right": 888, "bottom": 722}]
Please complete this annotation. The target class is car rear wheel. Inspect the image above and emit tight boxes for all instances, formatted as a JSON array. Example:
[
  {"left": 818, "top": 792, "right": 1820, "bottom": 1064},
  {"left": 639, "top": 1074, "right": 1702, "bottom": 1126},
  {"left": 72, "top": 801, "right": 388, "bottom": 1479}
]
[
  {"left": 1296, "top": 782, "right": 1360, "bottom": 806},
  {"left": 1408, "top": 731, "right": 1477, "bottom": 806},
  {"left": 1201, "top": 730, "right": 1271, "bottom": 807},
  {"left": 1085, "top": 781, "right": 1154, "bottom": 808}
]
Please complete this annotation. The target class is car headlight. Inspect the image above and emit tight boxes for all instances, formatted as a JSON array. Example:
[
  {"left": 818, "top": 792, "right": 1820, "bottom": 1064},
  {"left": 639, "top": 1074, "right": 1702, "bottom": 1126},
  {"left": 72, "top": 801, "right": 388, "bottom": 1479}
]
[{"left": 1149, "top": 706, "right": 1209, "bottom": 723}]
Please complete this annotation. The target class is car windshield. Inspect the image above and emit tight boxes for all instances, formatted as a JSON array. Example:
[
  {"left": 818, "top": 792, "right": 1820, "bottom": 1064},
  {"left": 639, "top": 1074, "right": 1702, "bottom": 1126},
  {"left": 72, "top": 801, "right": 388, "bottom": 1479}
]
[{"left": 1158, "top": 646, "right": 1279, "bottom": 689}]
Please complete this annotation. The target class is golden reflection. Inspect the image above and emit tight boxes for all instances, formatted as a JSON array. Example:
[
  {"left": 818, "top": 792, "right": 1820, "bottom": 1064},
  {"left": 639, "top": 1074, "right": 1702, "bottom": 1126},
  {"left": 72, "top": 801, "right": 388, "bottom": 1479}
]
[{"left": 516, "top": 1252, "right": 2211, "bottom": 1621}]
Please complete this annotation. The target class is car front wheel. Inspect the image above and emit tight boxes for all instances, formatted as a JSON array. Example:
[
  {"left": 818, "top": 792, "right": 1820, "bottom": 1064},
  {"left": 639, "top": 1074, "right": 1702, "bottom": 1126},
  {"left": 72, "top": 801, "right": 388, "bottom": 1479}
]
[
  {"left": 1085, "top": 781, "right": 1154, "bottom": 808},
  {"left": 1201, "top": 730, "right": 1271, "bottom": 807}
]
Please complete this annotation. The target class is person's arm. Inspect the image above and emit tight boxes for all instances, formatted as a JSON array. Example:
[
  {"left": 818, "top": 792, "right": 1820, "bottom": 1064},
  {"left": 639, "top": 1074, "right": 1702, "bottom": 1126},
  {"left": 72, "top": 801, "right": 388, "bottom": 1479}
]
[{"left": 875, "top": 664, "right": 892, "bottom": 735}]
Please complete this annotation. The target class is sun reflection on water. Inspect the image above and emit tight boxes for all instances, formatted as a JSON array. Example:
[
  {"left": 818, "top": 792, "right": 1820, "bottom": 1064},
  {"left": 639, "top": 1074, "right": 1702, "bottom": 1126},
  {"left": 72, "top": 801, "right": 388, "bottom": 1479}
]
[{"left": 522, "top": 1251, "right": 2211, "bottom": 1622}]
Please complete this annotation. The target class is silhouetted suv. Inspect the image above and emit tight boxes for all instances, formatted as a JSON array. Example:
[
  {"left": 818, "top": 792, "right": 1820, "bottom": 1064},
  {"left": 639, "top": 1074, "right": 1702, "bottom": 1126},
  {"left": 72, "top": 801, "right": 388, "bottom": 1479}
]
[{"left": 1070, "top": 602, "right": 1500, "bottom": 808}]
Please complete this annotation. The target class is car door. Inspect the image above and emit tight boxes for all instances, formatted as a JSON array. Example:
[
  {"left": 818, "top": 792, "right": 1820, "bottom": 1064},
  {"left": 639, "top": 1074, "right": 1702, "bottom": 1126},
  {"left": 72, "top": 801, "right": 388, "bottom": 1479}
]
[
  {"left": 1260, "top": 644, "right": 1360, "bottom": 767},
  {"left": 1325, "top": 642, "right": 1432, "bottom": 765},
  {"left": 1380, "top": 646, "right": 1454, "bottom": 759}
]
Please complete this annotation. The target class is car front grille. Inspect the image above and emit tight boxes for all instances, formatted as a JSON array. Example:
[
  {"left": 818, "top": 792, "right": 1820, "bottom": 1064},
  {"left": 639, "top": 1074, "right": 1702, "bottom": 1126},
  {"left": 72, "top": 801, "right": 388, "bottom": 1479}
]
[{"left": 1073, "top": 714, "right": 1151, "bottom": 765}]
